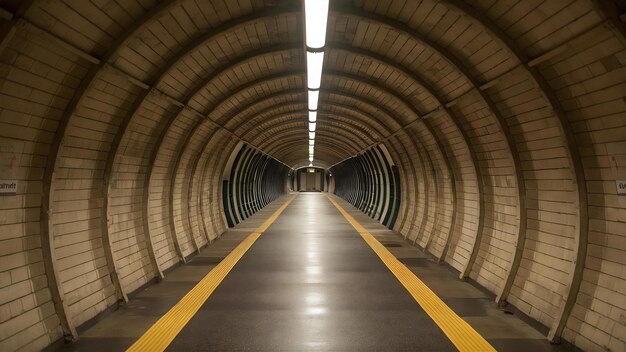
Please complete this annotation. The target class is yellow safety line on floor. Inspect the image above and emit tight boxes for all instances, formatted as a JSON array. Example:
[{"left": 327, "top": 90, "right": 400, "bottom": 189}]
[
  {"left": 127, "top": 195, "right": 296, "bottom": 352},
  {"left": 327, "top": 195, "right": 496, "bottom": 352}
]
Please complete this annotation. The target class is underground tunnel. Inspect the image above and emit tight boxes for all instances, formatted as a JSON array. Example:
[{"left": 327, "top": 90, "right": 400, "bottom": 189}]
[{"left": 0, "top": 0, "right": 625, "bottom": 351}]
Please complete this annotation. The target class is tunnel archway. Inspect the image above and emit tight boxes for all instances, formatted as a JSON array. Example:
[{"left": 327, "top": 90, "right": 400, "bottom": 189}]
[{"left": 0, "top": 1, "right": 624, "bottom": 351}]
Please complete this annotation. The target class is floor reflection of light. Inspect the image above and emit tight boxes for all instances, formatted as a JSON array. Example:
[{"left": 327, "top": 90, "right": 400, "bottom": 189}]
[
  {"left": 307, "top": 251, "right": 319, "bottom": 259},
  {"left": 304, "top": 342, "right": 327, "bottom": 348},
  {"left": 306, "top": 266, "right": 321, "bottom": 275},
  {"left": 305, "top": 292, "right": 323, "bottom": 305},
  {"left": 305, "top": 307, "right": 326, "bottom": 315}
]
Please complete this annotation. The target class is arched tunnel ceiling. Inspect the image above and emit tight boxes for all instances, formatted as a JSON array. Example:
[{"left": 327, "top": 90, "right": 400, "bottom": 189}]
[
  {"left": 1, "top": 0, "right": 626, "bottom": 350},
  {"left": 13, "top": 0, "right": 577, "bottom": 169}
]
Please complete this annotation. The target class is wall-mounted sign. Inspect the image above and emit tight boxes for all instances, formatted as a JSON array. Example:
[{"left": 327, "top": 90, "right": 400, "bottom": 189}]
[
  {"left": 1, "top": 140, "right": 22, "bottom": 196},
  {"left": 0, "top": 180, "right": 17, "bottom": 196},
  {"left": 617, "top": 180, "right": 626, "bottom": 195}
]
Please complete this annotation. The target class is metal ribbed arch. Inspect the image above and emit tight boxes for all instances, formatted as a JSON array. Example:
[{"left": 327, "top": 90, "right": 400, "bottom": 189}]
[
  {"left": 231, "top": 86, "right": 395, "bottom": 141},
  {"left": 200, "top": 60, "right": 420, "bottom": 164},
  {"left": 370, "top": 147, "right": 389, "bottom": 221},
  {"left": 180, "top": 43, "right": 454, "bottom": 166},
  {"left": 268, "top": 137, "right": 353, "bottom": 158},
  {"left": 338, "top": 52, "right": 461, "bottom": 259},
  {"left": 222, "top": 144, "right": 289, "bottom": 228},
  {"left": 395, "top": 132, "right": 430, "bottom": 243},
  {"left": 196, "top": 73, "right": 304, "bottom": 120},
  {"left": 387, "top": 135, "right": 417, "bottom": 234},
  {"left": 236, "top": 99, "right": 387, "bottom": 142},
  {"left": 440, "top": 2, "right": 588, "bottom": 337},
  {"left": 180, "top": 44, "right": 301, "bottom": 103},
  {"left": 320, "top": 41, "right": 481, "bottom": 276},
  {"left": 39, "top": 0, "right": 185, "bottom": 339},
  {"left": 194, "top": 131, "right": 233, "bottom": 243},
  {"left": 367, "top": 149, "right": 383, "bottom": 218},
  {"left": 253, "top": 156, "right": 272, "bottom": 211},
  {"left": 323, "top": 92, "right": 406, "bottom": 131},
  {"left": 376, "top": 145, "right": 395, "bottom": 226},
  {"left": 248, "top": 116, "right": 374, "bottom": 152},
  {"left": 235, "top": 112, "right": 372, "bottom": 147},
  {"left": 330, "top": 8, "right": 526, "bottom": 304},
  {"left": 331, "top": 147, "right": 401, "bottom": 229},
  {"left": 238, "top": 148, "right": 254, "bottom": 220},
  {"left": 224, "top": 77, "right": 428, "bottom": 162},
  {"left": 316, "top": 104, "right": 388, "bottom": 138},
  {"left": 109, "top": 30, "right": 303, "bottom": 269},
  {"left": 207, "top": 72, "right": 305, "bottom": 122},
  {"left": 361, "top": 151, "right": 376, "bottom": 216},
  {"left": 183, "top": 41, "right": 442, "bottom": 169},
  {"left": 239, "top": 110, "right": 378, "bottom": 146},
  {"left": 241, "top": 149, "right": 258, "bottom": 218},
  {"left": 225, "top": 91, "right": 307, "bottom": 126},
  {"left": 322, "top": 41, "right": 484, "bottom": 280},
  {"left": 323, "top": 89, "right": 404, "bottom": 124},
  {"left": 255, "top": 125, "right": 366, "bottom": 154},
  {"left": 322, "top": 79, "right": 421, "bottom": 121},
  {"left": 406, "top": 124, "right": 438, "bottom": 247},
  {"left": 318, "top": 104, "right": 389, "bottom": 139},
  {"left": 317, "top": 118, "right": 378, "bottom": 145},
  {"left": 271, "top": 141, "right": 347, "bottom": 166},
  {"left": 261, "top": 130, "right": 362, "bottom": 160},
  {"left": 324, "top": 69, "right": 430, "bottom": 110},
  {"left": 247, "top": 151, "right": 267, "bottom": 215},
  {"left": 232, "top": 146, "right": 251, "bottom": 223}
]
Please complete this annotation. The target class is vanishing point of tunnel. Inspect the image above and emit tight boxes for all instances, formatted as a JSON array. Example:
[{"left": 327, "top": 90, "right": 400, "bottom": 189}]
[{"left": 0, "top": 1, "right": 625, "bottom": 351}]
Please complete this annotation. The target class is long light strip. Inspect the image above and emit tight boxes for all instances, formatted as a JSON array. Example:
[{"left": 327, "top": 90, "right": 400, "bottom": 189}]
[
  {"left": 308, "top": 90, "right": 319, "bottom": 110},
  {"left": 304, "top": 0, "right": 329, "bottom": 165},
  {"left": 305, "top": 0, "right": 329, "bottom": 49},
  {"left": 306, "top": 51, "right": 324, "bottom": 89}
]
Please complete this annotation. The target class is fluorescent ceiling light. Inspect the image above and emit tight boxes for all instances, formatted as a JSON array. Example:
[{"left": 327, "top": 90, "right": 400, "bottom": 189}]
[
  {"left": 309, "top": 122, "right": 316, "bottom": 131},
  {"left": 309, "top": 139, "right": 315, "bottom": 146},
  {"left": 309, "top": 132, "right": 315, "bottom": 139},
  {"left": 307, "top": 51, "right": 324, "bottom": 89},
  {"left": 308, "top": 90, "right": 319, "bottom": 110},
  {"left": 309, "top": 158, "right": 314, "bottom": 163},
  {"left": 309, "top": 110, "right": 317, "bottom": 122},
  {"left": 304, "top": 0, "right": 329, "bottom": 49},
  {"left": 309, "top": 146, "right": 314, "bottom": 152}
]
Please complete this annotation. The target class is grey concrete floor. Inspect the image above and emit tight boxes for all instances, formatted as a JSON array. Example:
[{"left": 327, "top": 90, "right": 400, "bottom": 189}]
[{"left": 55, "top": 193, "right": 577, "bottom": 352}]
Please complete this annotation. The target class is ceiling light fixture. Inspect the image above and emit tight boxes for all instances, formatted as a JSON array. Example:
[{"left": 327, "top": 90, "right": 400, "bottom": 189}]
[
  {"left": 308, "top": 90, "right": 319, "bottom": 110},
  {"left": 304, "top": 0, "right": 329, "bottom": 165},
  {"left": 306, "top": 51, "right": 324, "bottom": 89},
  {"left": 304, "top": 0, "right": 329, "bottom": 49}
]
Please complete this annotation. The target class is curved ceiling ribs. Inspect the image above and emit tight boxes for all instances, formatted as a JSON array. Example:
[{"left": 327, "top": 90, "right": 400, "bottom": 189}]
[
  {"left": 439, "top": 1, "right": 589, "bottom": 340},
  {"left": 39, "top": 0, "right": 182, "bottom": 340},
  {"left": 44, "top": 0, "right": 473, "bottom": 320},
  {"left": 330, "top": 6, "right": 527, "bottom": 306},
  {"left": 5, "top": 0, "right": 613, "bottom": 350}
]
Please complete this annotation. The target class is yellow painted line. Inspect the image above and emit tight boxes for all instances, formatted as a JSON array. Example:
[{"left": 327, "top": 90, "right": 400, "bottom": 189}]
[
  {"left": 127, "top": 195, "right": 296, "bottom": 352},
  {"left": 327, "top": 195, "right": 496, "bottom": 352}
]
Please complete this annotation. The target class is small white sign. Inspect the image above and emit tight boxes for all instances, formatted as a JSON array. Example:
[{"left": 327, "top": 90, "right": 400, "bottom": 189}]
[
  {"left": 0, "top": 180, "right": 17, "bottom": 196},
  {"left": 617, "top": 180, "right": 626, "bottom": 195}
]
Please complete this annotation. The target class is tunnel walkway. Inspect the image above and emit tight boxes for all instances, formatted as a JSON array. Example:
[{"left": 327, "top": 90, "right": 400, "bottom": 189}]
[
  {"left": 57, "top": 193, "right": 571, "bottom": 352},
  {"left": 164, "top": 192, "right": 458, "bottom": 351}
]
